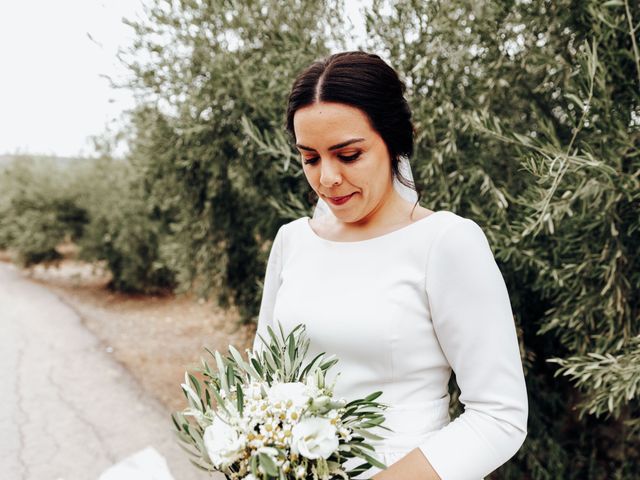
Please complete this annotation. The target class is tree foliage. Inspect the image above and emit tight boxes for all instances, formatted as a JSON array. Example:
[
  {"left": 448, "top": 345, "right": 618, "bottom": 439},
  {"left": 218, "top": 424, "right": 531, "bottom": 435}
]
[
  {"left": 0, "top": 157, "right": 88, "bottom": 266},
  {"left": 75, "top": 154, "right": 176, "bottom": 293},
  {"left": 119, "top": 0, "right": 347, "bottom": 319}
]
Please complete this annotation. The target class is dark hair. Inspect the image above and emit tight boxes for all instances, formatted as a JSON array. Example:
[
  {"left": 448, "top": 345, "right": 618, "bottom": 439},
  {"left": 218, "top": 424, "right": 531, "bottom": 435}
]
[{"left": 285, "top": 51, "right": 420, "bottom": 211}]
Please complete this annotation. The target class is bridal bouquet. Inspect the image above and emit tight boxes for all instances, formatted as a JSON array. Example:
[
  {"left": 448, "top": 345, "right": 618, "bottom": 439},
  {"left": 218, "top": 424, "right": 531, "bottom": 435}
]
[{"left": 172, "top": 322, "right": 390, "bottom": 479}]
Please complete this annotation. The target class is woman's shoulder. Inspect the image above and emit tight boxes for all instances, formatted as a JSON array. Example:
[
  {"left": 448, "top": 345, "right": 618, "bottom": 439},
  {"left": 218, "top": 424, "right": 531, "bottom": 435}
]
[
  {"left": 277, "top": 216, "right": 309, "bottom": 235},
  {"left": 405, "top": 210, "right": 493, "bottom": 262},
  {"left": 269, "top": 217, "right": 309, "bottom": 249},
  {"left": 426, "top": 212, "right": 497, "bottom": 267},
  {"left": 410, "top": 208, "right": 472, "bottom": 240}
]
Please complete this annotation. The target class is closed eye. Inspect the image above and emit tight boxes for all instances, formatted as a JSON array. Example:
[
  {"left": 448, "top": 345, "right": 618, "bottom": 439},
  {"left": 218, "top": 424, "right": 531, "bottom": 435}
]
[
  {"left": 302, "top": 152, "right": 361, "bottom": 165},
  {"left": 339, "top": 152, "right": 361, "bottom": 162}
]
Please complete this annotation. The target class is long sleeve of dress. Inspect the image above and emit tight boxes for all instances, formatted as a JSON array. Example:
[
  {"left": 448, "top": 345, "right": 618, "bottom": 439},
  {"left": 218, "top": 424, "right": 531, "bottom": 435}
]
[
  {"left": 418, "top": 218, "right": 528, "bottom": 480},
  {"left": 252, "top": 225, "right": 285, "bottom": 354}
]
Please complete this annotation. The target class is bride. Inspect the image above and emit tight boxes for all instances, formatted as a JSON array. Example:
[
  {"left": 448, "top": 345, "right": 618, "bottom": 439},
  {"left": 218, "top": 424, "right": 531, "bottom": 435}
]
[{"left": 253, "top": 51, "right": 528, "bottom": 480}]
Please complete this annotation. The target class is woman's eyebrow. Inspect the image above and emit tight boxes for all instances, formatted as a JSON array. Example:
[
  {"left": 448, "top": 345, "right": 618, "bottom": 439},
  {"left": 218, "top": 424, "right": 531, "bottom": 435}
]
[{"left": 295, "top": 138, "right": 365, "bottom": 152}]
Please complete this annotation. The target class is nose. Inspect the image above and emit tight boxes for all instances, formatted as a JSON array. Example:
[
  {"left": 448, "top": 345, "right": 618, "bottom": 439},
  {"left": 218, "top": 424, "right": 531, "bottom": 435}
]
[{"left": 319, "top": 158, "right": 342, "bottom": 187}]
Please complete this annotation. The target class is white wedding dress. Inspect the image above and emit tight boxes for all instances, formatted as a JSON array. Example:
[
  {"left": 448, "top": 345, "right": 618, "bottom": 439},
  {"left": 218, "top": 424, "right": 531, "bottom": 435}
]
[{"left": 253, "top": 210, "right": 528, "bottom": 480}]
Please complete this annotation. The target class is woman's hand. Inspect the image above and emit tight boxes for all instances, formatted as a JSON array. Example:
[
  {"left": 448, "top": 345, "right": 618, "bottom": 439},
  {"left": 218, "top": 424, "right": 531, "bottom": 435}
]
[{"left": 371, "top": 447, "right": 442, "bottom": 480}]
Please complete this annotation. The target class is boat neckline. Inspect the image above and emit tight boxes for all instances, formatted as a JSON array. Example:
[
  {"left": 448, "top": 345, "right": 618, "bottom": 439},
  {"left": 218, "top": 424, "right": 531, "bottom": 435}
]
[{"left": 303, "top": 210, "right": 448, "bottom": 244}]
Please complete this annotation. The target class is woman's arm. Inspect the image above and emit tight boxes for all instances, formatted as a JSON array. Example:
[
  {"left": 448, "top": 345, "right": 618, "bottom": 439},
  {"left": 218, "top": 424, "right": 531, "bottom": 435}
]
[
  {"left": 252, "top": 225, "right": 285, "bottom": 353},
  {"left": 378, "top": 218, "right": 528, "bottom": 480},
  {"left": 373, "top": 448, "right": 441, "bottom": 480}
]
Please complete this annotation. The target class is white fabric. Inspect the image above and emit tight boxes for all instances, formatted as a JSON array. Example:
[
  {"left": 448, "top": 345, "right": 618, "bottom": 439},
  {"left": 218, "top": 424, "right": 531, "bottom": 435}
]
[
  {"left": 253, "top": 210, "right": 528, "bottom": 480},
  {"left": 312, "top": 156, "right": 418, "bottom": 220},
  {"left": 98, "top": 447, "right": 175, "bottom": 480}
]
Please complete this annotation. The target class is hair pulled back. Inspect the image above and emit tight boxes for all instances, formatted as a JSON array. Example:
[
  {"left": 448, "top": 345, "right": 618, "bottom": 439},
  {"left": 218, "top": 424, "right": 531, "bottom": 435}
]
[{"left": 285, "top": 51, "right": 418, "bottom": 196}]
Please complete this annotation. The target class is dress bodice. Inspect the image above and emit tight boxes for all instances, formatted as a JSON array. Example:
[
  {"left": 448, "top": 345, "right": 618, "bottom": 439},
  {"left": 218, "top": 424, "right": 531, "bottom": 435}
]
[{"left": 253, "top": 211, "right": 528, "bottom": 480}]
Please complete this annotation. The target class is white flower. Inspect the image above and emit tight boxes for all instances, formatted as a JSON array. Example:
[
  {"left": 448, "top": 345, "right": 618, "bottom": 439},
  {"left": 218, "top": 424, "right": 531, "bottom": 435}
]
[
  {"left": 291, "top": 416, "right": 339, "bottom": 460},
  {"left": 256, "top": 446, "right": 279, "bottom": 457},
  {"left": 311, "top": 395, "right": 331, "bottom": 409},
  {"left": 294, "top": 465, "right": 307, "bottom": 479},
  {"left": 203, "top": 416, "right": 246, "bottom": 468},
  {"left": 267, "top": 382, "right": 310, "bottom": 409},
  {"left": 304, "top": 373, "right": 322, "bottom": 397},
  {"left": 242, "top": 474, "right": 258, "bottom": 480},
  {"left": 244, "top": 381, "right": 265, "bottom": 400},
  {"left": 338, "top": 426, "right": 352, "bottom": 441}
]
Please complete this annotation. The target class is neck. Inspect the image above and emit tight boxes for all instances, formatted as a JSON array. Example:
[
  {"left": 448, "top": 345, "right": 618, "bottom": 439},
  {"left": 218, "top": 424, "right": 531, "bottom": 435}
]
[{"left": 347, "top": 185, "right": 413, "bottom": 230}]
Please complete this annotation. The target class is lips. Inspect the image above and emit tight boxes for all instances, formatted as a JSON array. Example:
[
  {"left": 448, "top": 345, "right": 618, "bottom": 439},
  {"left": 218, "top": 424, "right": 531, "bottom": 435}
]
[
  {"left": 326, "top": 193, "right": 355, "bottom": 205},
  {"left": 330, "top": 194, "right": 353, "bottom": 200}
]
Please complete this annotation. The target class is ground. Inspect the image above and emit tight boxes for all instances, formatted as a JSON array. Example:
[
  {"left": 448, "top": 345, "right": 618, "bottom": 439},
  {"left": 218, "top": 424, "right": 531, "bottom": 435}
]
[{"left": 5, "top": 249, "right": 257, "bottom": 414}]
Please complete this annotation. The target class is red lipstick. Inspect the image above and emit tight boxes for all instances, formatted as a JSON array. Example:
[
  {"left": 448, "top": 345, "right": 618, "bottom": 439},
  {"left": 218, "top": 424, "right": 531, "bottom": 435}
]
[{"left": 326, "top": 193, "right": 355, "bottom": 205}]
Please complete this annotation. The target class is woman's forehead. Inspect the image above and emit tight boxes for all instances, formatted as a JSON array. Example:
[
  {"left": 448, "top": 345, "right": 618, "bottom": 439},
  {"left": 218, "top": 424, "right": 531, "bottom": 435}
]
[{"left": 293, "top": 102, "right": 375, "bottom": 144}]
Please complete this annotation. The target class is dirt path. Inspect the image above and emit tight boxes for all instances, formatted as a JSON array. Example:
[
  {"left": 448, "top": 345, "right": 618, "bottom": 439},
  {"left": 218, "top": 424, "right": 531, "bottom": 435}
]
[
  {"left": 1, "top": 257, "right": 257, "bottom": 479},
  {"left": 0, "top": 262, "right": 228, "bottom": 479},
  {"left": 23, "top": 258, "right": 256, "bottom": 413}
]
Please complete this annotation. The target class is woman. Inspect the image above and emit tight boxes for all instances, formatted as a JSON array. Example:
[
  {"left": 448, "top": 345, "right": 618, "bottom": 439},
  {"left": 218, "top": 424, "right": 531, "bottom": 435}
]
[{"left": 253, "top": 51, "right": 528, "bottom": 480}]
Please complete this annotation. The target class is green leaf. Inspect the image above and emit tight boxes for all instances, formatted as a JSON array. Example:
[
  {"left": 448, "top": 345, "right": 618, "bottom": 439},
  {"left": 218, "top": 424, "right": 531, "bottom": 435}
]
[
  {"left": 171, "top": 412, "right": 182, "bottom": 431},
  {"left": 350, "top": 427, "right": 387, "bottom": 441},
  {"left": 225, "top": 363, "right": 235, "bottom": 392},
  {"left": 300, "top": 352, "right": 326, "bottom": 378},
  {"left": 250, "top": 454, "right": 258, "bottom": 476},
  {"left": 215, "top": 351, "right": 229, "bottom": 393},
  {"left": 364, "top": 391, "right": 383, "bottom": 402},
  {"left": 236, "top": 383, "right": 244, "bottom": 416},
  {"left": 355, "top": 450, "right": 387, "bottom": 470},
  {"left": 228, "top": 344, "right": 248, "bottom": 370},
  {"left": 188, "top": 373, "right": 202, "bottom": 397},
  {"left": 259, "top": 452, "right": 278, "bottom": 476},
  {"left": 288, "top": 330, "right": 296, "bottom": 364},
  {"left": 250, "top": 357, "right": 264, "bottom": 378},
  {"left": 211, "top": 388, "right": 230, "bottom": 415}
]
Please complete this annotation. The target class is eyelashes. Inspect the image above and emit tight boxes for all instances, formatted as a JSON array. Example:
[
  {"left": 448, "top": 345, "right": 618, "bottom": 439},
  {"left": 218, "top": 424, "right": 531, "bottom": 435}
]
[{"left": 303, "top": 152, "right": 361, "bottom": 165}]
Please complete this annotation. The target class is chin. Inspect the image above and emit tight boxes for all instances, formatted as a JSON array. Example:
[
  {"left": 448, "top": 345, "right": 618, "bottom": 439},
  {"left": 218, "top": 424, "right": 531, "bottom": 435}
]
[{"left": 334, "top": 210, "right": 361, "bottom": 224}]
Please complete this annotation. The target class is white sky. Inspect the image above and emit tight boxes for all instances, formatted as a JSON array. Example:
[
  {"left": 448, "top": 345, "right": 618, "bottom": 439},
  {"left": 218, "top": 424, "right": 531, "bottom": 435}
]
[
  {"left": 0, "top": 1, "right": 145, "bottom": 157},
  {"left": 0, "top": 1, "right": 370, "bottom": 158}
]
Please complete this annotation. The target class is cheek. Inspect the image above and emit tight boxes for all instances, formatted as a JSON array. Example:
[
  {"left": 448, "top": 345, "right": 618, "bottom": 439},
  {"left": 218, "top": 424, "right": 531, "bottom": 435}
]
[
  {"left": 352, "top": 161, "right": 379, "bottom": 192},
  {"left": 348, "top": 161, "right": 368, "bottom": 185},
  {"left": 302, "top": 166, "right": 319, "bottom": 187}
]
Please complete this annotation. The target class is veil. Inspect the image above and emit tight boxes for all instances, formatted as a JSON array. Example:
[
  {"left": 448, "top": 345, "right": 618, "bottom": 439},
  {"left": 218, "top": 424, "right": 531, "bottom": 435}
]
[{"left": 312, "top": 156, "right": 419, "bottom": 220}]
